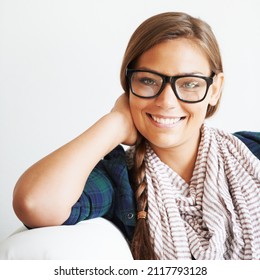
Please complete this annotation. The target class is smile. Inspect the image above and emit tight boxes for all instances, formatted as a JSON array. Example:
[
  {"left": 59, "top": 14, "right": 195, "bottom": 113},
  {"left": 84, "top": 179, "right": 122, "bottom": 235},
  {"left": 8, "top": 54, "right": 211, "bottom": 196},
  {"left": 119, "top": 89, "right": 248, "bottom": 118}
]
[{"left": 148, "top": 114, "right": 185, "bottom": 126}]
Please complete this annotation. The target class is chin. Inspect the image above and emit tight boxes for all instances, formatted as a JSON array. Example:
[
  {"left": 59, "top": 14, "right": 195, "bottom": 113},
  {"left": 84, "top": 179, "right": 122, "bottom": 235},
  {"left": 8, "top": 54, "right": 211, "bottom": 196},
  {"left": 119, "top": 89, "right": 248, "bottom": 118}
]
[{"left": 146, "top": 137, "right": 180, "bottom": 150}]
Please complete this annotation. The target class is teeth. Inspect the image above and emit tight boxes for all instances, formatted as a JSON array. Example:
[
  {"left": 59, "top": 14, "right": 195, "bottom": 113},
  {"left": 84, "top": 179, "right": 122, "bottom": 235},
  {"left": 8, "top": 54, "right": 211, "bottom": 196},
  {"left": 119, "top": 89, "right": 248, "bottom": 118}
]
[{"left": 151, "top": 115, "right": 181, "bottom": 125}]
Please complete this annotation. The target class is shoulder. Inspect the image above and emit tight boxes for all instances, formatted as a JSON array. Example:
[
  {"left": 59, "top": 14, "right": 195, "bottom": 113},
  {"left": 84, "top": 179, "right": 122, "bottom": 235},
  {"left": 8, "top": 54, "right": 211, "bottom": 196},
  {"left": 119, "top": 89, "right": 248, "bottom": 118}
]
[
  {"left": 233, "top": 131, "right": 260, "bottom": 160},
  {"left": 204, "top": 125, "right": 260, "bottom": 160},
  {"left": 100, "top": 145, "right": 129, "bottom": 175}
]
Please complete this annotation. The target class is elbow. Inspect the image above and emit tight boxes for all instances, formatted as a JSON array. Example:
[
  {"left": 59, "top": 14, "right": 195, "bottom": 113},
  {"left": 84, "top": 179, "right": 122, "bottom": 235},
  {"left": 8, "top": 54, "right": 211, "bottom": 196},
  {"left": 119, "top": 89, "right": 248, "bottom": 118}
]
[
  {"left": 13, "top": 179, "right": 70, "bottom": 228},
  {"left": 12, "top": 192, "right": 40, "bottom": 228}
]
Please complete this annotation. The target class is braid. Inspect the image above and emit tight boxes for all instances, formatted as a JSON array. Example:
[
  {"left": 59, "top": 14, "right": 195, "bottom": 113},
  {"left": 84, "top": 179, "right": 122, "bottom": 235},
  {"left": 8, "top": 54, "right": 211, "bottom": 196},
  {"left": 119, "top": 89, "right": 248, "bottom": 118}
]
[{"left": 130, "top": 137, "right": 157, "bottom": 260}]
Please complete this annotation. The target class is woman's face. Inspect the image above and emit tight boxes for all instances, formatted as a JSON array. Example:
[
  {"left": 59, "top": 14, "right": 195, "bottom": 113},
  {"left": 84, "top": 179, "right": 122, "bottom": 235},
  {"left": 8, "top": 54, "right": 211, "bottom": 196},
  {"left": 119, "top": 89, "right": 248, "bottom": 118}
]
[{"left": 129, "top": 38, "right": 223, "bottom": 151}]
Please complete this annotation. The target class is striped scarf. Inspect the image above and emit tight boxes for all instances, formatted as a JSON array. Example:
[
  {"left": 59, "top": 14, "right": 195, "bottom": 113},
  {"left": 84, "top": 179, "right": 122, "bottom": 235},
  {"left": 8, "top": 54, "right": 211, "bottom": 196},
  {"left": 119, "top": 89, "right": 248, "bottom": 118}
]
[{"left": 144, "top": 124, "right": 260, "bottom": 259}]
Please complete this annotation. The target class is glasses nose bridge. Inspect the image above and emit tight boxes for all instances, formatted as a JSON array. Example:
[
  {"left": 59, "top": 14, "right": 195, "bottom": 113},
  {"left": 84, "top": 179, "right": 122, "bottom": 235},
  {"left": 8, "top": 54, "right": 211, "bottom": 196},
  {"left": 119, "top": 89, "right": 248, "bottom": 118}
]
[
  {"left": 157, "top": 74, "right": 180, "bottom": 104},
  {"left": 161, "top": 74, "right": 176, "bottom": 93},
  {"left": 164, "top": 75, "right": 173, "bottom": 84}
]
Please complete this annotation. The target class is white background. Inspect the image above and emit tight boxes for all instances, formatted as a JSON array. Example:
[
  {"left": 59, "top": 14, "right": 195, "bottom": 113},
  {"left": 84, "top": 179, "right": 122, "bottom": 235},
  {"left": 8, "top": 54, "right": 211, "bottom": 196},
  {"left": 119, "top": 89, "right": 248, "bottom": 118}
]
[{"left": 0, "top": 0, "right": 259, "bottom": 241}]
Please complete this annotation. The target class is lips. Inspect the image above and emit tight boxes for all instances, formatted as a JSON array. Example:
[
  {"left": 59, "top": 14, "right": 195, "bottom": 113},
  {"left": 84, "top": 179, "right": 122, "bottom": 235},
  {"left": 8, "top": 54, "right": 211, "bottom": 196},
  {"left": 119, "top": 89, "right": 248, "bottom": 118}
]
[{"left": 149, "top": 114, "right": 185, "bottom": 125}]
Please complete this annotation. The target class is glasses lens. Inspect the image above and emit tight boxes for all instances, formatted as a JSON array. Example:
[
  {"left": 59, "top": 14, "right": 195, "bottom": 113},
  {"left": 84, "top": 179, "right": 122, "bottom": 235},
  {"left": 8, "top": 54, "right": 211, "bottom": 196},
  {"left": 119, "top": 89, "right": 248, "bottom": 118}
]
[
  {"left": 175, "top": 77, "right": 207, "bottom": 102},
  {"left": 131, "top": 71, "right": 163, "bottom": 97}
]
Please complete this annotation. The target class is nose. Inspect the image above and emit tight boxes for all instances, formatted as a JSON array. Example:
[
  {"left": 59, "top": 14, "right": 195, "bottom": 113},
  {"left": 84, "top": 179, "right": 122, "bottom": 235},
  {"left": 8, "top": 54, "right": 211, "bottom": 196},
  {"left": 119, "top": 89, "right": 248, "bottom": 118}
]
[{"left": 154, "top": 83, "right": 179, "bottom": 109}]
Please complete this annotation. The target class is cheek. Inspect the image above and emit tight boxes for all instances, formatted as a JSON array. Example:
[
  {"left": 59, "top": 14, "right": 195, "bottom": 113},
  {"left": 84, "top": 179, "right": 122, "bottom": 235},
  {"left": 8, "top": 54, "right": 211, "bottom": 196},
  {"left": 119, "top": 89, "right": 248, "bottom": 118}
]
[
  {"left": 129, "top": 97, "right": 148, "bottom": 131},
  {"left": 182, "top": 102, "right": 209, "bottom": 120},
  {"left": 130, "top": 103, "right": 144, "bottom": 129}
]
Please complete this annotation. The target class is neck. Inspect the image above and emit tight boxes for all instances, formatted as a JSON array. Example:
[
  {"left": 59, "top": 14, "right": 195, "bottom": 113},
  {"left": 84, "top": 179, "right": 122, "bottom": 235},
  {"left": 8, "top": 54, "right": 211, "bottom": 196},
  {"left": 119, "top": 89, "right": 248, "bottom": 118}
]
[{"left": 150, "top": 133, "right": 201, "bottom": 183}]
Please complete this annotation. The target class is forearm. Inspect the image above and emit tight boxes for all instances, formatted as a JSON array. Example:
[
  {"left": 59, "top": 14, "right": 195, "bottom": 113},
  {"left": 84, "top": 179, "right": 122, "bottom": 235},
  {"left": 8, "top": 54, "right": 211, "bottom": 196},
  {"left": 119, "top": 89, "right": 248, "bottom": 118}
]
[{"left": 13, "top": 112, "right": 129, "bottom": 228}]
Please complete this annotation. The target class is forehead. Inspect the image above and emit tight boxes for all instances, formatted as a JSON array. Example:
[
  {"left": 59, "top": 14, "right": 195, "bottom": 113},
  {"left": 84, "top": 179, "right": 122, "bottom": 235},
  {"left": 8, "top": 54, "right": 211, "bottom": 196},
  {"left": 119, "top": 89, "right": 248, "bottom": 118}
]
[{"left": 135, "top": 38, "right": 211, "bottom": 75}]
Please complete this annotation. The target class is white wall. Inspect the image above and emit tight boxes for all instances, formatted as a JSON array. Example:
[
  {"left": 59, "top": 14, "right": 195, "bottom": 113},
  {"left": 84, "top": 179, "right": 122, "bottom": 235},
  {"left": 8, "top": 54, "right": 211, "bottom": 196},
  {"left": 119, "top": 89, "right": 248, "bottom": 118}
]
[{"left": 0, "top": 0, "right": 259, "bottom": 241}]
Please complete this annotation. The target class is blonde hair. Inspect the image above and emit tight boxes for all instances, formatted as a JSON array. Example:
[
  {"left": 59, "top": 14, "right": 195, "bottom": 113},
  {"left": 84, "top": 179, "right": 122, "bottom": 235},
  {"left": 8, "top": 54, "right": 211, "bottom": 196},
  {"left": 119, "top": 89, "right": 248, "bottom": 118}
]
[{"left": 120, "top": 12, "right": 224, "bottom": 259}]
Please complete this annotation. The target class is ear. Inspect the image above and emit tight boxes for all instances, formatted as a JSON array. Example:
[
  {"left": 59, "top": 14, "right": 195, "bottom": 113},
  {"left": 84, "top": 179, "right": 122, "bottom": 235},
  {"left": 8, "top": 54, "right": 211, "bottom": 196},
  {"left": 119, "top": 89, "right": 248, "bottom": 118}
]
[{"left": 209, "top": 72, "right": 224, "bottom": 106}]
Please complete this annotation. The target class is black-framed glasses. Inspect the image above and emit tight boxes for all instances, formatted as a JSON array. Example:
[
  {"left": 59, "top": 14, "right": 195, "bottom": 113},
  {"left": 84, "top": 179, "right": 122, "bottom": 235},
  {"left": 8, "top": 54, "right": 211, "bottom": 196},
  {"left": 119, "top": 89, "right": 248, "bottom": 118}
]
[{"left": 126, "top": 69, "right": 215, "bottom": 103}]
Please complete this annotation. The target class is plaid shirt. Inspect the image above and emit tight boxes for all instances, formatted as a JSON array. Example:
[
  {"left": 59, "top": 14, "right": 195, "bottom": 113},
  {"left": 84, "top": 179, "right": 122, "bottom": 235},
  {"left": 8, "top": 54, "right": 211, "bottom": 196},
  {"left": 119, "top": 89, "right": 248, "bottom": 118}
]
[{"left": 63, "top": 131, "right": 260, "bottom": 241}]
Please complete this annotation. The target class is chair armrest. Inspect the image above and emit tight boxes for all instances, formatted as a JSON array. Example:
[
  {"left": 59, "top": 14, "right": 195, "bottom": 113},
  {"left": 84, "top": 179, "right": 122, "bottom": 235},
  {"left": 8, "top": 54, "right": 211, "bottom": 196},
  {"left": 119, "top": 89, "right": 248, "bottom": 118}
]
[{"left": 0, "top": 218, "right": 133, "bottom": 260}]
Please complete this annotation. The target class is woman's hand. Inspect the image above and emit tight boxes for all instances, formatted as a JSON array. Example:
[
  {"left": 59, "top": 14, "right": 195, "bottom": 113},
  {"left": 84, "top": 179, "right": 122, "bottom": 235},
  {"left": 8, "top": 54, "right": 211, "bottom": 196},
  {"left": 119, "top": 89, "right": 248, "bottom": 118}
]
[{"left": 111, "top": 93, "right": 138, "bottom": 146}]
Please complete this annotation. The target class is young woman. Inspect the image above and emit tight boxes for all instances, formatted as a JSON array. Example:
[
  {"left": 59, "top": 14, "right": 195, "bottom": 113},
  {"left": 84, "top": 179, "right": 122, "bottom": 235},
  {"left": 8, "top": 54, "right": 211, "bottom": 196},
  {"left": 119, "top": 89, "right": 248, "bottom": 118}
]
[{"left": 13, "top": 12, "right": 260, "bottom": 260}]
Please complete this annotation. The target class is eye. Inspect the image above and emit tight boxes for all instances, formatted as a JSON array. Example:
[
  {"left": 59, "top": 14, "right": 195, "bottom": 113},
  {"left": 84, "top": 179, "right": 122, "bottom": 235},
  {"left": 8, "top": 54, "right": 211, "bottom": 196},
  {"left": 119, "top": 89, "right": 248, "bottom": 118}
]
[
  {"left": 140, "top": 77, "right": 157, "bottom": 86},
  {"left": 177, "top": 77, "right": 204, "bottom": 91},
  {"left": 182, "top": 81, "right": 199, "bottom": 89}
]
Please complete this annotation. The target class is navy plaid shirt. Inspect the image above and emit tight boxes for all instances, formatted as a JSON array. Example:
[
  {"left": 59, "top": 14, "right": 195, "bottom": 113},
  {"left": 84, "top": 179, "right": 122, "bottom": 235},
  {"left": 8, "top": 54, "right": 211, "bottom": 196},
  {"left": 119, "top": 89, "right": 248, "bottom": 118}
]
[{"left": 63, "top": 131, "right": 260, "bottom": 241}]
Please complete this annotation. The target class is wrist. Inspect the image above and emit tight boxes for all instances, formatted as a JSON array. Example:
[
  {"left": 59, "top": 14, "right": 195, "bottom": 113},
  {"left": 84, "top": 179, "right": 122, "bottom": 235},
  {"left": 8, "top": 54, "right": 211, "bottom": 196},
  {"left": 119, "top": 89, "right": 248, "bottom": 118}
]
[
  {"left": 106, "top": 111, "right": 131, "bottom": 143},
  {"left": 108, "top": 111, "right": 137, "bottom": 146}
]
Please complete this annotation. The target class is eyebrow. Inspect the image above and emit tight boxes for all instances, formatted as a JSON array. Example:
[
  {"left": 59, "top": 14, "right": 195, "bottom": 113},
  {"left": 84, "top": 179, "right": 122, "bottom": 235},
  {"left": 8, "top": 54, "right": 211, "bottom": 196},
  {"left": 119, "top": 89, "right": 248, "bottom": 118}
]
[{"left": 136, "top": 66, "right": 205, "bottom": 76}]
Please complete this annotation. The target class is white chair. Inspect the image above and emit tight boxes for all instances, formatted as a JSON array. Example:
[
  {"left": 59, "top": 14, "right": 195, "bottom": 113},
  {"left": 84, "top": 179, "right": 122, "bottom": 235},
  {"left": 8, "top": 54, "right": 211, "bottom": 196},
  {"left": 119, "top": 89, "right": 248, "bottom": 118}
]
[{"left": 0, "top": 218, "right": 133, "bottom": 260}]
